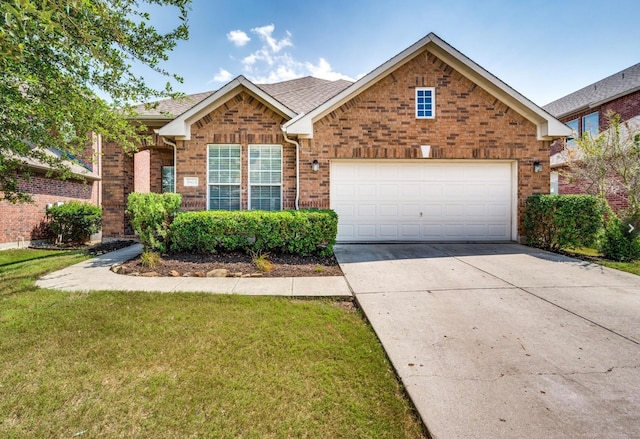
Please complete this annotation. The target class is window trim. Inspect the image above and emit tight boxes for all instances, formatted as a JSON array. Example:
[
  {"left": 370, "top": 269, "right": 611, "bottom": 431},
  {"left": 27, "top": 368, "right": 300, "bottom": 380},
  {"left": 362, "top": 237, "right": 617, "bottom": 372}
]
[
  {"left": 248, "top": 144, "right": 283, "bottom": 211},
  {"left": 415, "top": 87, "right": 436, "bottom": 119},
  {"left": 207, "top": 144, "right": 242, "bottom": 211}
]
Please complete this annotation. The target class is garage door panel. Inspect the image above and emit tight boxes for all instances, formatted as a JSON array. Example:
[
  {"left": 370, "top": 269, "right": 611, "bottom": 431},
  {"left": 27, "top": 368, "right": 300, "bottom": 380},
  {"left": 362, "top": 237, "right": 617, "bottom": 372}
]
[{"left": 331, "top": 161, "right": 513, "bottom": 242}]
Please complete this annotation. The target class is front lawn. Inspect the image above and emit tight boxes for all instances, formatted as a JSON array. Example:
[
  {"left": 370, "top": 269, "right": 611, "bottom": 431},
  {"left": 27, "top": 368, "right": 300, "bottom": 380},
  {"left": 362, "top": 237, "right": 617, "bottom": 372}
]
[
  {"left": 0, "top": 249, "right": 425, "bottom": 438},
  {"left": 562, "top": 247, "right": 640, "bottom": 276}
]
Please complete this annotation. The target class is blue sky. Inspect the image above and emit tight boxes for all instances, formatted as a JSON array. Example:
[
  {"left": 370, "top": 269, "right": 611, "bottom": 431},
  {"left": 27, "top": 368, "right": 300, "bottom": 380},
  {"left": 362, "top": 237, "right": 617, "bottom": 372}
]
[{"left": 142, "top": 0, "right": 640, "bottom": 106}]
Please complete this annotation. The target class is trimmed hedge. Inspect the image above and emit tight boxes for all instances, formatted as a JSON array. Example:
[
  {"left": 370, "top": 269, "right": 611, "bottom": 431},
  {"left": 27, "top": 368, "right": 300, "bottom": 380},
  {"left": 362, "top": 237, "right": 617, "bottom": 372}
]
[
  {"left": 47, "top": 201, "right": 102, "bottom": 244},
  {"left": 600, "top": 216, "right": 640, "bottom": 262},
  {"left": 523, "top": 194, "right": 604, "bottom": 251},
  {"left": 127, "top": 192, "right": 182, "bottom": 252},
  {"left": 169, "top": 210, "right": 338, "bottom": 256}
]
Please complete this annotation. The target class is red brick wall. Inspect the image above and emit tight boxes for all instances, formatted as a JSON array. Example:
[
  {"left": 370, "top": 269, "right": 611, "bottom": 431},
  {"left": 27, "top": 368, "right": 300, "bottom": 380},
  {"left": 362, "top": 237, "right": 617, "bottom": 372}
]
[
  {"left": 305, "top": 50, "right": 548, "bottom": 235},
  {"left": 101, "top": 140, "right": 135, "bottom": 237},
  {"left": 150, "top": 148, "right": 175, "bottom": 193},
  {"left": 0, "top": 174, "right": 97, "bottom": 246},
  {"left": 558, "top": 172, "right": 629, "bottom": 213}
]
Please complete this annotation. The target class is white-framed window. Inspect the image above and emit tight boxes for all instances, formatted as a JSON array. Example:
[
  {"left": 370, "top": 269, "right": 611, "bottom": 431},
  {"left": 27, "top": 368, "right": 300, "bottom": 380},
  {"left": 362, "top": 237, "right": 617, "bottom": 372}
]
[
  {"left": 208, "top": 144, "right": 241, "bottom": 210},
  {"left": 582, "top": 112, "right": 599, "bottom": 138},
  {"left": 415, "top": 87, "right": 435, "bottom": 119},
  {"left": 249, "top": 144, "right": 282, "bottom": 211},
  {"left": 565, "top": 119, "right": 579, "bottom": 148},
  {"left": 161, "top": 166, "right": 175, "bottom": 193}
]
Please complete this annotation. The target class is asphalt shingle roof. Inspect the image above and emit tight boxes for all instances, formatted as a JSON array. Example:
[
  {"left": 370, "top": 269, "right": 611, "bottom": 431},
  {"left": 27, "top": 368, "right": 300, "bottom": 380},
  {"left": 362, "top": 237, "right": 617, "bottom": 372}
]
[
  {"left": 543, "top": 62, "right": 640, "bottom": 118},
  {"left": 135, "top": 76, "right": 353, "bottom": 119}
]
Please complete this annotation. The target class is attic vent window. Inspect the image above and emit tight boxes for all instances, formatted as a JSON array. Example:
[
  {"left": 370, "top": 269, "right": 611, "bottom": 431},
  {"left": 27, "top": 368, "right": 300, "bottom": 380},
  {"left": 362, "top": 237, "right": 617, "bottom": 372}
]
[{"left": 416, "top": 87, "right": 435, "bottom": 119}]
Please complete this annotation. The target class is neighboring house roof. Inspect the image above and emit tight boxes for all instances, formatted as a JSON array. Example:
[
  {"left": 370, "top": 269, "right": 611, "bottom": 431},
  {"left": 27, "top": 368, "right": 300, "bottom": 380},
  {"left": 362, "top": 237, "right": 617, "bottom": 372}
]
[
  {"left": 543, "top": 62, "right": 640, "bottom": 118},
  {"left": 17, "top": 148, "right": 101, "bottom": 181},
  {"left": 285, "top": 33, "right": 570, "bottom": 141}
]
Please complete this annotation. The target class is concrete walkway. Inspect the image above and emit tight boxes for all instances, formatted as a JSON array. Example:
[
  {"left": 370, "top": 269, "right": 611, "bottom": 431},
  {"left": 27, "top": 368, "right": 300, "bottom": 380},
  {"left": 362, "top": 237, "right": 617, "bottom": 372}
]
[
  {"left": 334, "top": 243, "right": 640, "bottom": 439},
  {"left": 36, "top": 243, "right": 351, "bottom": 297}
]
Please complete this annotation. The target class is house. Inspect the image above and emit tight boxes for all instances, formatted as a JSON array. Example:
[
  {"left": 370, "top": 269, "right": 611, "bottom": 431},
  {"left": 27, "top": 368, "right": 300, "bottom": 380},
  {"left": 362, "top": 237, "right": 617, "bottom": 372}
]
[
  {"left": 0, "top": 142, "right": 101, "bottom": 249},
  {"left": 101, "top": 32, "right": 569, "bottom": 243},
  {"left": 543, "top": 62, "right": 640, "bottom": 211}
]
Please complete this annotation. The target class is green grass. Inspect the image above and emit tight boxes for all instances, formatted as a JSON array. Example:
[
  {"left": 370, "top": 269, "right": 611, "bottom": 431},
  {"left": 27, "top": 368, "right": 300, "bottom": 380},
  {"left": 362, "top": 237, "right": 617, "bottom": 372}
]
[
  {"left": 0, "top": 249, "right": 426, "bottom": 438},
  {"left": 562, "top": 247, "right": 640, "bottom": 276}
]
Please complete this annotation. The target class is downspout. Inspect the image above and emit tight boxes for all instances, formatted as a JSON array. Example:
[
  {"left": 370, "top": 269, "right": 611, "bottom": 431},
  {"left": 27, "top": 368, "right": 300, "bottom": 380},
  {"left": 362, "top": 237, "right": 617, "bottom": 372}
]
[
  {"left": 282, "top": 128, "right": 300, "bottom": 210},
  {"left": 162, "top": 136, "right": 178, "bottom": 193}
]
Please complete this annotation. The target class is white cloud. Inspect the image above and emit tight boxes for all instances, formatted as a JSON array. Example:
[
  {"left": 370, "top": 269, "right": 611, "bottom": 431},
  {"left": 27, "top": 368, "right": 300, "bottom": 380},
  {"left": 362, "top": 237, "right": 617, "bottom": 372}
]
[
  {"left": 227, "top": 30, "right": 250, "bottom": 46},
  {"left": 305, "top": 58, "right": 354, "bottom": 81},
  {"left": 209, "top": 68, "right": 233, "bottom": 83},
  {"left": 217, "top": 24, "right": 354, "bottom": 85},
  {"left": 251, "top": 24, "right": 292, "bottom": 53}
]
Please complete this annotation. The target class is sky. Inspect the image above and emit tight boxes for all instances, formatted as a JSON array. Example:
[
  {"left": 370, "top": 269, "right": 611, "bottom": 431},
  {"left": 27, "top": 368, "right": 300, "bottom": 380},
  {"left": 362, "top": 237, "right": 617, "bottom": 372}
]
[{"left": 139, "top": 0, "right": 640, "bottom": 107}]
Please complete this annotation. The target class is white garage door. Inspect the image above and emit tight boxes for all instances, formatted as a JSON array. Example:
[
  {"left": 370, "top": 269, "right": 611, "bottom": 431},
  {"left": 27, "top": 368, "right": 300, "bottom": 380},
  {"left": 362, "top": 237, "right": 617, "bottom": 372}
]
[{"left": 330, "top": 161, "right": 513, "bottom": 242}]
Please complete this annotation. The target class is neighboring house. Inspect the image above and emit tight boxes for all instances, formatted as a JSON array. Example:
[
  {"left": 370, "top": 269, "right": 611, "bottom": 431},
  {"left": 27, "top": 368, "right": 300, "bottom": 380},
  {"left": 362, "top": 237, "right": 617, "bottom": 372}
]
[
  {"left": 0, "top": 141, "right": 101, "bottom": 249},
  {"left": 102, "top": 32, "right": 569, "bottom": 243},
  {"left": 543, "top": 62, "right": 640, "bottom": 211}
]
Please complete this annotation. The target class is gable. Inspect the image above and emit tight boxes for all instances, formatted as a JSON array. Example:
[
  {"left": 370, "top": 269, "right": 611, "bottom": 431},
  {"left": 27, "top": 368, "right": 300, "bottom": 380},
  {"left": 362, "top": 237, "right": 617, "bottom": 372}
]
[
  {"left": 284, "top": 33, "right": 570, "bottom": 141},
  {"left": 313, "top": 51, "right": 536, "bottom": 146},
  {"left": 157, "top": 76, "right": 297, "bottom": 140},
  {"left": 190, "top": 91, "right": 288, "bottom": 142}
]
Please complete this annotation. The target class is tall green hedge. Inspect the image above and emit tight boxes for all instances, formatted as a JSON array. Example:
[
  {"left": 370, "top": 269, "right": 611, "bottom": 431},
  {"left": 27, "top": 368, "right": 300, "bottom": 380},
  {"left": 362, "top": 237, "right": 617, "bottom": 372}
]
[
  {"left": 169, "top": 210, "right": 338, "bottom": 256},
  {"left": 523, "top": 194, "right": 604, "bottom": 250},
  {"left": 127, "top": 192, "right": 182, "bottom": 252}
]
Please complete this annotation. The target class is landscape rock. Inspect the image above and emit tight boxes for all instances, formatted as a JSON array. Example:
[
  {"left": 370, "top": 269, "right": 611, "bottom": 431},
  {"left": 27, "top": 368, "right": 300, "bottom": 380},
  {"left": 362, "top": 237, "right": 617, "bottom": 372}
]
[
  {"left": 141, "top": 271, "right": 159, "bottom": 277},
  {"left": 231, "top": 272, "right": 243, "bottom": 277},
  {"left": 111, "top": 265, "right": 125, "bottom": 274},
  {"left": 207, "top": 269, "right": 228, "bottom": 278},
  {"left": 169, "top": 270, "right": 180, "bottom": 277},
  {"left": 194, "top": 271, "right": 206, "bottom": 277},
  {"left": 250, "top": 273, "right": 263, "bottom": 277},
  {"left": 182, "top": 272, "right": 193, "bottom": 277}
]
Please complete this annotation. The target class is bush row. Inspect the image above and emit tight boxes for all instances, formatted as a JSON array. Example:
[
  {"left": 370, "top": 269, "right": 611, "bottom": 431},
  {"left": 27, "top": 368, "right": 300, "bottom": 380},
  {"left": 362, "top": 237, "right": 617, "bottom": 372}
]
[
  {"left": 168, "top": 209, "right": 338, "bottom": 256},
  {"left": 523, "top": 194, "right": 640, "bottom": 262},
  {"left": 523, "top": 194, "right": 604, "bottom": 251}
]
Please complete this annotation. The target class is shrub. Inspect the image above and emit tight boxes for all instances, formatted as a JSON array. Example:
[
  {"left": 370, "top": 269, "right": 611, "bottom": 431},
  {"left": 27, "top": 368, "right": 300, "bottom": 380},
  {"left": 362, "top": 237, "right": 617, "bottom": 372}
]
[
  {"left": 523, "top": 194, "right": 604, "bottom": 251},
  {"left": 599, "top": 216, "right": 640, "bottom": 262},
  {"left": 141, "top": 250, "right": 161, "bottom": 269},
  {"left": 169, "top": 209, "right": 338, "bottom": 256},
  {"left": 126, "top": 192, "right": 182, "bottom": 253},
  {"left": 47, "top": 201, "right": 102, "bottom": 244}
]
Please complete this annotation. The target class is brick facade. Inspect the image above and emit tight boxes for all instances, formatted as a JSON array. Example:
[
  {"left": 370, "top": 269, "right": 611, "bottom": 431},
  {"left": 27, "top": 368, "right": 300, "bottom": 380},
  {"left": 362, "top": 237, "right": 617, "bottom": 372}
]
[
  {"left": 0, "top": 173, "right": 98, "bottom": 248},
  {"left": 101, "top": 48, "right": 556, "bottom": 241},
  {"left": 303, "top": 51, "right": 549, "bottom": 231}
]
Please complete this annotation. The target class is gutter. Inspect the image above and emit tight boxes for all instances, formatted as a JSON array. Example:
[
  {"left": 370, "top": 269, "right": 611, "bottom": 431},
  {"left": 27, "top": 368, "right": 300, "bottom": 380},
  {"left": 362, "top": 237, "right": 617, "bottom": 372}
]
[{"left": 281, "top": 128, "right": 300, "bottom": 210}]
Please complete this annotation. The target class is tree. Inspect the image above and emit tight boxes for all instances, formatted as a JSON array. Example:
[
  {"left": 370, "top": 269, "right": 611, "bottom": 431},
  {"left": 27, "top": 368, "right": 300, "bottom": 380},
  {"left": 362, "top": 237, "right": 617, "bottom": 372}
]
[
  {"left": 562, "top": 111, "right": 640, "bottom": 218},
  {"left": 0, "top": 0, "right": 190, "bottom": 202}
]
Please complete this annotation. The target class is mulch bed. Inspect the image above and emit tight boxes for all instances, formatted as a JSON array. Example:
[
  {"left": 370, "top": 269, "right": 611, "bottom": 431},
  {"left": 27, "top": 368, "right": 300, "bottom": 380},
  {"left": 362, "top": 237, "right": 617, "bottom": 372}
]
[{"left": 118, "top": 251, "right": 343, "bottom": 278}]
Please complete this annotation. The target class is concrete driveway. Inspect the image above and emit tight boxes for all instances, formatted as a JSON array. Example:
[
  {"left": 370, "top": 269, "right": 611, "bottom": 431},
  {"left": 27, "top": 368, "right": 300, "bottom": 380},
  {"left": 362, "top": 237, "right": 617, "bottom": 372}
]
[{"left": 334, "top": 243, "right": 640, "bottom": 439}]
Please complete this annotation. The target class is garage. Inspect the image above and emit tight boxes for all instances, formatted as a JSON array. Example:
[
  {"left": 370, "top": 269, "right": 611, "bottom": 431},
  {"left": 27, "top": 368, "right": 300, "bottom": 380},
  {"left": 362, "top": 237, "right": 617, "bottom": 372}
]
[{"left": 330, "top": 160, "right": 515, "bottom": 242}]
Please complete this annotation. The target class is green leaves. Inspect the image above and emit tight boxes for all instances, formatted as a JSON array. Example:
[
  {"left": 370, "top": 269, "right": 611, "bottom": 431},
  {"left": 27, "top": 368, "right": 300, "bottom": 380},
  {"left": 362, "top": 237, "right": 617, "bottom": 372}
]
[
  {"left": 0, "top": 0, "right": 191, "bottom": 202},
  {"left": 127, "top": 192, "right": 182, "bottom": 252},
  {"left": 169, "top": 210, "right": 339, "bottom": 257},
  {"left": 524, "top": 194, "right": 605, "bottom": 251},
  {"left": 47, "top": 201, "right": 102, "bottom": 243}
]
